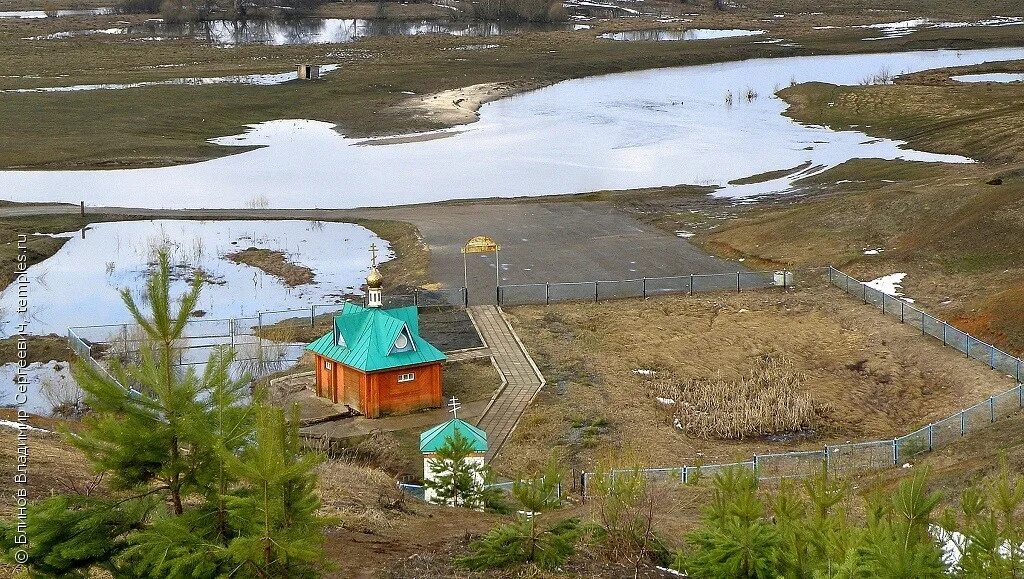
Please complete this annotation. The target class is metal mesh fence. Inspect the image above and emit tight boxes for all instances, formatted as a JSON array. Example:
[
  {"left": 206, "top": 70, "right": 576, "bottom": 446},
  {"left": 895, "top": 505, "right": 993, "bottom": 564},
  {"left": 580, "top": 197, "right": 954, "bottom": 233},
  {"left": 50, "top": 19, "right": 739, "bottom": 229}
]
[
  {"left": 931, "top": 413, "right": 964, "bottom": 450},
  {"left": 498, "top": 269, "right": 801, "bottom": 306},
  {"left": 826, "top": 440, "right": 894, "bottom": 474},
  {"left": 578, "top": 267, "right": 1024, "bottom": 496},
  {"left": 756, "top": 450, "right": 826, "bottom": 481}
]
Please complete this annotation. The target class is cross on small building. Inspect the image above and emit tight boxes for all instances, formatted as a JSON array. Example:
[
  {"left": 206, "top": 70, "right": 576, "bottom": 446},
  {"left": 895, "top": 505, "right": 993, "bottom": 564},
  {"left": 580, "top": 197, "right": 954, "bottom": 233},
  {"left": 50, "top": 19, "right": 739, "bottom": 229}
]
[
  {"left": 369, "top": 243, "right": 379, "bottom": 267},
  {"left": 447, "top": 397, "right": 461, "bottom": 419}
]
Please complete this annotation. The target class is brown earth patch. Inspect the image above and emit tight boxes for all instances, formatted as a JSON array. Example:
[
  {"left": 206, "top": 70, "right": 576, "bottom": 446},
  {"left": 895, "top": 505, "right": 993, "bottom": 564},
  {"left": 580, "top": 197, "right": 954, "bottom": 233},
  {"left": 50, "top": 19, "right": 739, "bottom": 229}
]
[
  {"left": 226, "top": 247, "right": 315, "bottom": 286},
  {"left": 497, "top": 287, "right": 1017, "bottom": 477}
]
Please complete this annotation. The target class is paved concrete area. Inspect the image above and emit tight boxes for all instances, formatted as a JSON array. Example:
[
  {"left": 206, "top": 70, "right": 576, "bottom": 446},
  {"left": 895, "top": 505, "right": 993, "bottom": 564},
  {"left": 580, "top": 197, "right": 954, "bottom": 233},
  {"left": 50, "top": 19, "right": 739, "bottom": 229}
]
[
  {"left": 469, "top": 305, "right": 544, "bottom": 463},
  {"left": 376, "top": 202, "right": 738, "bottom": 305},
  {"left": 2, "top": 200, "right": 740, "bottom": 305}
]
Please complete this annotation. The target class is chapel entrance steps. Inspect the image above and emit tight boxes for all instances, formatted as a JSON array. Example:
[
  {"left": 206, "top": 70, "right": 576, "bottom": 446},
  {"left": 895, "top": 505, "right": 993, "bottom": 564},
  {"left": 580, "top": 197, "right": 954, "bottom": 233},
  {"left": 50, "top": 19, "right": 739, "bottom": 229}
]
[{"left": 466, "top": 305, "right": 545, "bottom": 463}]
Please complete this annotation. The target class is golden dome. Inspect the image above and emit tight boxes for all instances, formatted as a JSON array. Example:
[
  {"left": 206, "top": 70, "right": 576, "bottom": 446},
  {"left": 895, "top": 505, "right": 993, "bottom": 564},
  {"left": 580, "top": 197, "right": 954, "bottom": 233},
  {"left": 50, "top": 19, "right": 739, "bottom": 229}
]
[{"left": 366, "top": 266, "right": 383, "bottom": 289}]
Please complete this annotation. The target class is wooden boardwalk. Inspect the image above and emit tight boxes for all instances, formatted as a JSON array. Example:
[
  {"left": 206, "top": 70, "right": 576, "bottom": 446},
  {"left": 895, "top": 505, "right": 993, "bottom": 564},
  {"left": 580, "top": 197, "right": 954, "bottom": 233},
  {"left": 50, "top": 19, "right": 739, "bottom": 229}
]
[{"left": 468, "top": 305, "right": 545, "bottom": 462}]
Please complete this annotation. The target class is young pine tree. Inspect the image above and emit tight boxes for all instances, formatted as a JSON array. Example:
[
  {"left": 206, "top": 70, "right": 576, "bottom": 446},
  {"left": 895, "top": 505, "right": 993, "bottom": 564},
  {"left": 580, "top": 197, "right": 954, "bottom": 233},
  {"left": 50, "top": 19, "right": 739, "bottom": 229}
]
[
  {"left": 423, "top": 429, "right": 491, "bottom": 508},
  {"left": 0, "top": 250, "right": 326, "bottom": 578},
  {"left": 459, "top": 460, "right": 581, "bottom": 571},
  {"left": 681, "top": 467, "right": 783, "bottom": 579}
]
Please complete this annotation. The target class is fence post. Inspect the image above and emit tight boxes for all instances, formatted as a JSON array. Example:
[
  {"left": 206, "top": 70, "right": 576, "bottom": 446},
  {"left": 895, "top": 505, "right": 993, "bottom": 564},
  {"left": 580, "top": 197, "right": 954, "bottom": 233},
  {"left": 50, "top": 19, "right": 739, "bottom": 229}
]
[
  {"left": 309, "top": 305, "right": 315, "bottom": 327},
  {"left": 966, "top": 334, "right": 971, "bottom": 358},
  {"left": 989, "top": 346, "right": 995, "bottom": 369},
  {"left": 689, "top": 274, "right": 694, "bottom": 296},
  {"left": 828, "top": 266, "right": 833, "bottom": 285},
  {"left": 229, "top": 318, "right": 235, "bottom": 349},
  {"left": 496, "top": 286, "right": 501, "bottom": 305},
  {"left": 824, "top": 445, "right": 830, "bottom": 471},
  {"left": 642, "top": 277, "right": 647, "bottom": 299},
  {"left": 990, "top": 397, "right": 995, "bottom": 423},
  {"left": 928, "top": 424, "right": 934, "bottom": 451},
  {"left": 960, "top": 410, "right": 966, "bottom": 436},
  {"left": 414, "top": 289, "right": 419, "bottom": 307},
  {"left": 881, "top": 294, "right": 885, "bottom": 315},
  {"left": 752, "top": 454, "right": 759, "bottom": 478},
  {"left": 545, "top": 283, "right": 550, "bottom": 305},
  {"left": 900, "top": 301, "right": 904, "bottom": 323},
  {"left": 862, "top": 283, "right": 867, "bottom": 304},
  {"left": 892, "top": 439, "right": 898, "bottom": 466},
  {"left": 942, "top": 324, "right": 947, "bottom": 347},
  {"left": 463, "top": 287, "right": 469, "bottom": 308},
  {"left": 594, "top": 281, "right": 599, "bottom": 303},
  {"left": 736, "top": 272, "right": 741, "bottom": 293}
]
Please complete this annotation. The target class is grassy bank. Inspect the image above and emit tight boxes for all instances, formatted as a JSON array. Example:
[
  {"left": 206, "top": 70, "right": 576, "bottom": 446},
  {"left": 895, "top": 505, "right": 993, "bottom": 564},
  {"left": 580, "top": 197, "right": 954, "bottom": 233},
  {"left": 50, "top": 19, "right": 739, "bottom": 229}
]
[{"left": 699, "top": 61, "right": 1024, "bottom": 354}]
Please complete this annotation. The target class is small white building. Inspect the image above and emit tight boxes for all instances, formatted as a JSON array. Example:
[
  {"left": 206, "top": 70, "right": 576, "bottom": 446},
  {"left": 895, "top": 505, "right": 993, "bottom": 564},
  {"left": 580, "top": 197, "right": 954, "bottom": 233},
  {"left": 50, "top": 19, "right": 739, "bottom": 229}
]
[{"left": 419, "top": 417, "right": 488, "bottom": 505}]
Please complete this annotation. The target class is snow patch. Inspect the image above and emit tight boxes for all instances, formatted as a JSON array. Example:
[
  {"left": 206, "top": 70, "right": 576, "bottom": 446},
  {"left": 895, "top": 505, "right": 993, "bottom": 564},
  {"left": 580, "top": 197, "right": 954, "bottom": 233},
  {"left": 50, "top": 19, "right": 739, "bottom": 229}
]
[{"left": 864, "top": 272, "right": 914, "bottom": 303}]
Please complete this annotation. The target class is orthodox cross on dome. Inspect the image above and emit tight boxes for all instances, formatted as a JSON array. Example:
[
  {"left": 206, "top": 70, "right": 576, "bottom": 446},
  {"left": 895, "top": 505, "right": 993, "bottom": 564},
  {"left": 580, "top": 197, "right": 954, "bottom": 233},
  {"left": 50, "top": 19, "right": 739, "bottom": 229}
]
[
  {"left": 448, "top": 397, "right": 461, "bottom": 419},
  {"left": 369, "top": 243, "right": 379, "bottom": 267}
]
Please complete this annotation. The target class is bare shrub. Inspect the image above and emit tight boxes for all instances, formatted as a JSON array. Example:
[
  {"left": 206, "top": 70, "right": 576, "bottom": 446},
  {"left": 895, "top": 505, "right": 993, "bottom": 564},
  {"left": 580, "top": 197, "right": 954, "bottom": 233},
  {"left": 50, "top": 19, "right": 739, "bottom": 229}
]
[
  {"left": 452, "top": 0, "right": 566, "bottom": 22},
  {"left": 316, "top": 459, "right": 405, "bottom": 531},
  {"left": 859, "top": 67, "right": 893, "bottom": 86},
  {"left": 235, "top": 338, "right": 288, "bottom": 381},
  {"left": 353, "top": 430, "right": 406, "bottom": 472},
  {"left": 39, "top": 371, "right": 85, "bottom": 418},
  {"left": 647, "top": 355, "right": 825, "bottom": 440}
]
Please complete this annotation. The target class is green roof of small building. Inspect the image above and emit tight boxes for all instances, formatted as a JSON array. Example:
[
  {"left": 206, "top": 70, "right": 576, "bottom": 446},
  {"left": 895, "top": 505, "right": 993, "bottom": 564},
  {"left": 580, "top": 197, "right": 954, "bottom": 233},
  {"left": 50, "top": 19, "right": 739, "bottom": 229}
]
[
  {"left": 419, "top": 418, "right": 488, "bottom": 453},
  {"left": 306, "top": 303, "right": 446, "bottom": 372}
]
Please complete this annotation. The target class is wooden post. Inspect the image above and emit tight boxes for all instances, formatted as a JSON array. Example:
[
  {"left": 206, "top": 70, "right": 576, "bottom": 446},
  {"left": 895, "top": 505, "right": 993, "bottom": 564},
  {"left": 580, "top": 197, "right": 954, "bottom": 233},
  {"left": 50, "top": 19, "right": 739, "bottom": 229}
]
[
  {"left": 642, "top": 277, "right": 647, "bottom": 299},
  {"left": 689, "top": 274, "right": 693, "bottom": 296},
  {"left": 594, "top": 282, "right": 599, "bottom": 303},
  {"left": 736, "top": 272, "right": 741, "bottom": 293},
  {"left": 545, "top": 283, "right": 550, "bottom": 305},
  {"left": 80, "top": 201, "right": 85, "bottom": 217}
]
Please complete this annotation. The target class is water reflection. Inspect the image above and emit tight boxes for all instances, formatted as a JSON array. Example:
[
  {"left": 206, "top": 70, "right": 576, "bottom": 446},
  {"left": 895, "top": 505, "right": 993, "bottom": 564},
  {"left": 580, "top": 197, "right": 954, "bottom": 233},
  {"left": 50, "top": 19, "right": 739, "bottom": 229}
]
[
  {"left": 0, "top": 7, "right": 113, "bottom": 18},
  {"left": 599, "top": 28, "right": 764, "bottom": 41},
  {"left": 130, "top": 17, "right": 572, "bottom": 45}
]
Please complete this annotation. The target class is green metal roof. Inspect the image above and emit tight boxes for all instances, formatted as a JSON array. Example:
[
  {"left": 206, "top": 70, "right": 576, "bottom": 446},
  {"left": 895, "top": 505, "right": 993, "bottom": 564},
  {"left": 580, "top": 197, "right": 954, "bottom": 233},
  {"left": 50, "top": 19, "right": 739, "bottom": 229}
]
[
  {"left": 419, "top": 418, "right": 488, "bottom": 453},
  {"left": 306, "top": 303, "right": 446, "bottom": 372}
]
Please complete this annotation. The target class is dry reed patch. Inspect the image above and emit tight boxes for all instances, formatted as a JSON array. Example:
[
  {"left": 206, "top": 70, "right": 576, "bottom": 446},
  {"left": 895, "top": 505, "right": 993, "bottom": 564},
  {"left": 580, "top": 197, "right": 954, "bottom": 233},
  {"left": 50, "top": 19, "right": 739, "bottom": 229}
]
[
  {"left": 648, "top": 355, "right": 829, "bottom": 440},
  {"left": 226, "top": 247, "right": 314, "bottom": 286},
  {"left": 496, "top": 289, "right": 1017, "bottom": 476},
  {"left": 316, "top": 459, "right": 407, "bottom": 532}
]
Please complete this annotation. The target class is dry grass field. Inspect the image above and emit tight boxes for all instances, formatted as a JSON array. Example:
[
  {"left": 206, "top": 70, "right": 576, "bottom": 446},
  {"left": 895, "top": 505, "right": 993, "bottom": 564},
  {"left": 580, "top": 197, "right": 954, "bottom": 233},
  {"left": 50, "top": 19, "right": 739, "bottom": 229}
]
[
  {"left": 698, "top": 60, "right": 1024, "bottom": 356},
  {"left": 496, "top": 287, "right": 1017, "bottom": 477}
]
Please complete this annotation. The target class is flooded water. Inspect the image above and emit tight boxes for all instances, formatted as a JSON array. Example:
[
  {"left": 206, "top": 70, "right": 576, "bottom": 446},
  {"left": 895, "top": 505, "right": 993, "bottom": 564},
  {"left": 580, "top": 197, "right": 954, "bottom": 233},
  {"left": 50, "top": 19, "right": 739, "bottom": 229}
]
[
  {"left": 598, "top": 28, "right": 763, "bottom": 41},
  {"left": 120, "top": 17, "right": 571, "bottom": 45},
  {"left": 856, "top": 16, "right": 1024, "bottom": 41},
  {"left": 4, "top": 64, "right": 339, "bottom": 93},
  {"left": 0, "top": 220, "right": 391, "bottom": 336},
  {"left": 3, "top": 48, "right": 1024, "bottom": 207},
  {"left": 951, "top": 72, "right": 1024, "bottom": 83},
  {"left": 1, "top": 361, "right": 77, "bottom": 416},
  {"left": 0, "top": 7, "right": 112, "bottom": 18}
]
